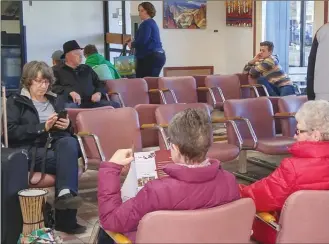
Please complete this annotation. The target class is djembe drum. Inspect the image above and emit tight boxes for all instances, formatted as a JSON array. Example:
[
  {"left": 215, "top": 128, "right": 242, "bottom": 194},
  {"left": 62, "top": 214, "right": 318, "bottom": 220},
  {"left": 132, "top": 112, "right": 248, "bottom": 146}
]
[{"left": 18, "top": 188, "right": 48, "bottom": 235}]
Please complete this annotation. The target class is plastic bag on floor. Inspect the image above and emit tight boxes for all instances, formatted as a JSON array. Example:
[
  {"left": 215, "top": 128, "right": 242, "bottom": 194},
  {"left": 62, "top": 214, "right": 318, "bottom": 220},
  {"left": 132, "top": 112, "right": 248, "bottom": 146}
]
[{"left": 17, "top": 228, "right": 62, "bottom": 244}]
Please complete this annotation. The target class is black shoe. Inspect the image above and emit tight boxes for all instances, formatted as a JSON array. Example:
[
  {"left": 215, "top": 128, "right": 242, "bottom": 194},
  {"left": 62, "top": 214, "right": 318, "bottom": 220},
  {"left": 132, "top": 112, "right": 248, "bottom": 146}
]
[
  {"left": 55, "top": 223, "right": 87, "bottom": 234},
  {"left": 54, "top": 193, "right": 82, "bottom": 210}
]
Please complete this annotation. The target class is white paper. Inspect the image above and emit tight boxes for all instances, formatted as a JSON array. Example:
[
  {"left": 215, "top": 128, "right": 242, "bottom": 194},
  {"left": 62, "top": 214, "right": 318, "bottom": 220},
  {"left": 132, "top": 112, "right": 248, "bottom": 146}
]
[{"left": 120, "top": 151, "right": 157, "bottom": 202}]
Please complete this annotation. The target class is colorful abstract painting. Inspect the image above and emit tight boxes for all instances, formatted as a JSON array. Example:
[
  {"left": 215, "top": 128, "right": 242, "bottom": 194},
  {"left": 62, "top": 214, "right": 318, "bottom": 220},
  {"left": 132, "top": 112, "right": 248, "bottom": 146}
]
[
  {"left": 226, "top": 0, "right": 253, "bottom": 27},
  {"left": 163, "top": 0, "right": 207, "bottom": 29}
]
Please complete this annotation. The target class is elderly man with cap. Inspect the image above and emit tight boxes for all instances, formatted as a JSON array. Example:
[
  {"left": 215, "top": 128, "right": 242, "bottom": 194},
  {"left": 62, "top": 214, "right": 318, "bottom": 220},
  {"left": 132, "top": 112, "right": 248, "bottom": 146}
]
[
  {"left": 51, "top": 50, "right": 64, "bottom": 67},
  {"left": 52, "top": 40, "right": 120, "bottom": 108}
]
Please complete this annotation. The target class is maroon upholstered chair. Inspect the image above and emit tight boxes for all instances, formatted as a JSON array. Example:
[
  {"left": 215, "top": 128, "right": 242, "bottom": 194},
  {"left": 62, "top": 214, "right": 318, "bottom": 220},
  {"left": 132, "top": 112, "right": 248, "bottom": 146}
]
[
  {"left": 224, "top": 97, "right": 295, "bottom": 181},
  {"left": 257, "top": 190, "right": 329, "bottom": 243},
  {"left": 277, "top": 95, "right": 308, "bottom": 137},
  {"left": 193, "top": 75, "right": 208, "bottom": 103},
  {"left": 154, "top": 103, "right": 240, "bottom": 163},
  {"left": 76, "top": 107, "right": 143, "bottom": 169},
  {"left": 106, "top": 198, "right": 256, "bottom": 244},
  {"left": 144, "top": 77, "right": 161, "bottom": 104}
]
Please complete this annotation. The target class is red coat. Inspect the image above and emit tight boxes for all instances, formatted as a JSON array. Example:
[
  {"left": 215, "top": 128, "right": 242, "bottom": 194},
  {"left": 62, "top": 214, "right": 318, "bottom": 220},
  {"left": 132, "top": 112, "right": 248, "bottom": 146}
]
[
  {"left": 98, "top": 159, "right": 240, "bottom": 242},
  {"left": 240, "top": 141, "right": 329, "bottom": 244}
]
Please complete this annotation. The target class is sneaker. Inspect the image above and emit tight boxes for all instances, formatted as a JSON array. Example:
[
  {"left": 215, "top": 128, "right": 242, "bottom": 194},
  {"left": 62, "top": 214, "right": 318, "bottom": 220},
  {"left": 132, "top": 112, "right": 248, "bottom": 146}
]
[
  {"left": 54, "top": 193, "right": 82, "bottom": 210},
  {"left": 55, "top": 223, "right": 87, "bottom": 234}
]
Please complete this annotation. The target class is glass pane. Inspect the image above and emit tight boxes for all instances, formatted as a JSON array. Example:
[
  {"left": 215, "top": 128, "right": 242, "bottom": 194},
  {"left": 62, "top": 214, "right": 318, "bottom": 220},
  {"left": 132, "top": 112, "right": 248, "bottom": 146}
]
[
  {"left": 110, "top": 51, "right": 121, "bottom": 64},
  {"left": 303, "top": 1, "right": 314, "bottom": 66},
  {"left": 289, "top": 1, "right": 301, "bottom": 67},
  {"left": 125, "top": 1, "right": 132, "bottom": 35},
  {"left": 108, "top": 1, "right": 123, "bottom": 34}
]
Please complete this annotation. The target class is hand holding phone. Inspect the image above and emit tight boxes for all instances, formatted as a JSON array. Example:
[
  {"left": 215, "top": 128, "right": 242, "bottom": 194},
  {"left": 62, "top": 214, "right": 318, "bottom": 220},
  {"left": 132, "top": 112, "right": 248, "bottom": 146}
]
[{"left": 57, "top": 110, "right": 68, "bottom": 120}]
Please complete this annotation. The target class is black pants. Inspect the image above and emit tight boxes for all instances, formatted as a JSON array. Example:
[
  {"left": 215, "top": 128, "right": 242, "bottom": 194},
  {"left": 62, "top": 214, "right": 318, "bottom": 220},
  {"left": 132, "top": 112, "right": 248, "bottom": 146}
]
[
  {"left": 98, "top": 228, "right": 115, "bottom": 244},
  {"left": 136, "top": 51, "right": 166, "bottom": 78},
  {"left": 65, "top": 99, "right": 121, "bottom": 109},
  {"left": 29, "top": 137, "right": 80, "bottom": 230}
]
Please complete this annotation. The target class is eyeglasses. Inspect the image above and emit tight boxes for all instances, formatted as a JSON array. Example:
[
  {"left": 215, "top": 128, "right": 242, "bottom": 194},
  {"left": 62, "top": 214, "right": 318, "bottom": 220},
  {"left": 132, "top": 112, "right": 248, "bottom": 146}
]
[
  {"left": 33, "top": 78, "right": 50, "bottom": 86},
  {"left": 295, "top": 128, "right": 308, "bottom": 135}
]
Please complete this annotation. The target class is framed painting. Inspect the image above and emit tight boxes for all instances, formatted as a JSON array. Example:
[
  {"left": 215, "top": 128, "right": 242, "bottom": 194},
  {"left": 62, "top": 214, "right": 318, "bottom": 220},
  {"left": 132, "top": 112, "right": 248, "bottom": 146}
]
[
  {"left": 163, "top": 0, "right": 207, "bottom": 29},
  {"left": 226, "top": 0, "right": 253, "bottom": 27}
]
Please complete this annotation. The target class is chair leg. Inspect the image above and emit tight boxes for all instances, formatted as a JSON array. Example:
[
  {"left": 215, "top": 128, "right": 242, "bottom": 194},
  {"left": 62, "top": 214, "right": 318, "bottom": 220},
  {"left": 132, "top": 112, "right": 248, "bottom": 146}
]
[{"left": 247, "top": 157, "right": 277, "bottom": 170}]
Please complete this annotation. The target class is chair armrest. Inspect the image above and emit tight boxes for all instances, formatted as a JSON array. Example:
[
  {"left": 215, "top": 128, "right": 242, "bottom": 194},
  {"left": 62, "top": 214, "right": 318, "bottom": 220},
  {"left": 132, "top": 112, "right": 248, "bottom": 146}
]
[
  {"left": 75, "top": 131, "right": 106, "bottom": 170},
  {"left": 149, "top": 88, "right": 178, "bottom": 104},
  {"left": 105, "top": 231, "right": 132, "bottom": 244},
  {"left": 241, "top": 84, "right": 270, "bottom": 97},
  {"left": 197, "top": 86, "right": 226, "bottom": 107},
  {"left": 274, "top": 112, "right": 296, "bottom": 119},
  {"left": 140, "top": 123, "right": 170, "bottom": 149},
  {"left": 108, "top": 91, "right": 125, "bottom": 107},
  {"left": 255, "top": 212, "right": 280, "bottom": 231}
]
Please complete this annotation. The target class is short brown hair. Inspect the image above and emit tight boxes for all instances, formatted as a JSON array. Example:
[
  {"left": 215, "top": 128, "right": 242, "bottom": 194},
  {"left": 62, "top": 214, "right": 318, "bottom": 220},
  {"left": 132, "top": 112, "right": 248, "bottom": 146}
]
[
  {"left": 20, "top": 61, "right": 55, "bottom": 91},
  {"left": 260, "top": 41, "right": 274, "bottom": 52},
  {"left": 139, "top": 2, "right": 156, "bottom": 18},
  {"left": 84, "top": 44, "right": 98, "bottom": 57},
  {"left": 168, "top": 108, "right": 212, "bottom": 163}
]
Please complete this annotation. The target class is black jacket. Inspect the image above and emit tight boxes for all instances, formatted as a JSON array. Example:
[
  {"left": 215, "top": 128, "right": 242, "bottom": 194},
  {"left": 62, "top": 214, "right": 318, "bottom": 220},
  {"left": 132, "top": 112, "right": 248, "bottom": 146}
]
[
  {"left": 306, "top": 34, "right": 318, "bottom": 100},
  {"left": 52, "top": 63, "right": 107, "bottom": 103},
  {"left": 6, "top": 91, "right": 72, "bottom": 148}
]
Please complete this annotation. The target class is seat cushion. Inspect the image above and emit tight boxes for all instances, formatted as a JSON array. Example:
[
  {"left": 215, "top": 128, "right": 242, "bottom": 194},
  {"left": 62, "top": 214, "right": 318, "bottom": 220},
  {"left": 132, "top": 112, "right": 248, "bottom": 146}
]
[
  {"left": 207, "top": 143, "right": 240, "bottom": 162},
  {"left": 256, "top": 137, "right": 295, "bottom": 155}
]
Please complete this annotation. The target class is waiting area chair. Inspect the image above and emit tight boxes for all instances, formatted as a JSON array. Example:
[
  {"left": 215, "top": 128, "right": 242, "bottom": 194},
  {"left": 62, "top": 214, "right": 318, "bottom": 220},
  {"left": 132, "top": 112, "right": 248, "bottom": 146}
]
[
  {"left": 105, "top": 198, "right": 256, "bottom": 244},
  {"left": 256, "top": 190, "right": 329, "bottom": 243}
]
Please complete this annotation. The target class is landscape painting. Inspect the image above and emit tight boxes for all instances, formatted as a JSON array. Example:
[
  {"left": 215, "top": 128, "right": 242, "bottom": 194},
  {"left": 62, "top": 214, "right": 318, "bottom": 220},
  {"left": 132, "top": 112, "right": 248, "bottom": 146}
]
[{"left": 163, "top": 0, "right": 207, "bottom": 29}]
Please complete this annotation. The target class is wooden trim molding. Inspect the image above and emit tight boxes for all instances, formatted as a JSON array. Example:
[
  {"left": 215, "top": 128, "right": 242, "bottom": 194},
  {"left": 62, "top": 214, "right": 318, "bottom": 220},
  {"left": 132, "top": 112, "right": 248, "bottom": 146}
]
[
  {"left": 325, "top": 0, "right": 328, "bottom": 24},
  {"left": 163, "top": 66, "right": 214, "bottom": 77}
]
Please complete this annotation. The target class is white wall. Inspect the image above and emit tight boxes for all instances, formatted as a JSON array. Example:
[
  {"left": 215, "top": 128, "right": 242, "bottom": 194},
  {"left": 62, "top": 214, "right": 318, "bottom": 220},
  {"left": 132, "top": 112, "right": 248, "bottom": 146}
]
[
  {"left": 23, "top": 1, "right": 104, "bottom": 65},
  {"left": 131, "top": 1, "right": 253, "bottom": 74},
  {"left": 2, "top": 20, "right": 20, "bottom": 33}
]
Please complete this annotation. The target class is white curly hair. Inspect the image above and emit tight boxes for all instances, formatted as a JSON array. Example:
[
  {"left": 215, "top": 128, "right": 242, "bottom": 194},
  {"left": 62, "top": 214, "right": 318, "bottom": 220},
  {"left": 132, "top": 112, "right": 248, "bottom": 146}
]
[{"left": 295, "top": 100, "right": 329, "bottom": 140}]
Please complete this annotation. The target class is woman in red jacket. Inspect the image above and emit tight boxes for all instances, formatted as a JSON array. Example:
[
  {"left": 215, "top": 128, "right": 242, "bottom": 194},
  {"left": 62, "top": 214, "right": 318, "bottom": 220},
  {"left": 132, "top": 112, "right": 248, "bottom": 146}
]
[
  {"left": 240, "top": 100, "right": 329, "bottom": 244},
  {"left": 98, "top": 108, "right": 240, "bottom": 243}
]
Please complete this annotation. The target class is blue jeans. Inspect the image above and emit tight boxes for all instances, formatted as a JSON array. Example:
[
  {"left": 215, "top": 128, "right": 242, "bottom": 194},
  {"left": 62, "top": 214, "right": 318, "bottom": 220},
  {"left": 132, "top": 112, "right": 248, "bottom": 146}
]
[
  {"left": 257, "top": 77, "right": 295, "bottom": 96},
  {"left": 65, "top": 99, "right": 121, "bottom": 109},
  {"left": 28, "top": 137, "right": 79, "bottom": 196}
]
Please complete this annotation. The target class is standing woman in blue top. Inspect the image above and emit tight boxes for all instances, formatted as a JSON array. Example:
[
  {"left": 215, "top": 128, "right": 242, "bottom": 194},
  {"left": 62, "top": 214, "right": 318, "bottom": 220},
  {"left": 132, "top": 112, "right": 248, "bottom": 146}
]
[{"left": 127, "top": 2, "right": 166, "bottom": 78}]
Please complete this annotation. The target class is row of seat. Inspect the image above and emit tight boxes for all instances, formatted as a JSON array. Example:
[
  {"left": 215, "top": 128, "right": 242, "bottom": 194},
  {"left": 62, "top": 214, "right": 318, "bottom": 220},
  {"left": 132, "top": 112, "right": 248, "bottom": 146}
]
[
  {"left": 102, "top": 190, "right": 329, "bottom": 244},
  {"left": 68, "top": 95, "right": 307, "bottom": 182}
]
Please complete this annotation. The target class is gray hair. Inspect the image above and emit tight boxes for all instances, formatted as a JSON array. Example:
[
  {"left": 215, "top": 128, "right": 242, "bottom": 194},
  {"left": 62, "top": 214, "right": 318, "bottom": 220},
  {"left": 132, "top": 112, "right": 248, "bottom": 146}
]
[
  {"left": 295, "top": 100, "right": 329, "bottom": 140},
  {"left": 168, "top": 108, "right": 212, "bottom": 163},
  {"left": 20, "top": 61, "right": 55, "bottom": 91}
]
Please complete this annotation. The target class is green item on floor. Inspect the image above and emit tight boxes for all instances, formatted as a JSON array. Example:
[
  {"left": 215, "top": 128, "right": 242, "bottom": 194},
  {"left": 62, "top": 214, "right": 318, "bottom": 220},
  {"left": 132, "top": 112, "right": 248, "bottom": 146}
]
[{"left": 17, "top": 228, "right": 62, "bottom": 244}]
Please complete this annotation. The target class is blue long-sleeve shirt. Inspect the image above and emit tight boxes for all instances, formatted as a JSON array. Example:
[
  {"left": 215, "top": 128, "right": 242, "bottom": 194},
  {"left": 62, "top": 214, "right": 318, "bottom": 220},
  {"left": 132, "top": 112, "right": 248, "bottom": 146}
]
[{"left": 132, "top": 18, "right": 163, "bottom": 59}]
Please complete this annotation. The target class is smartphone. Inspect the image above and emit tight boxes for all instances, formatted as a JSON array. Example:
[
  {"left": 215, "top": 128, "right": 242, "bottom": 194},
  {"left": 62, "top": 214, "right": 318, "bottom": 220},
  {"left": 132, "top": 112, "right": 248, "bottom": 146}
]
[{"left": 57, "top": 110, "right": 68, "bottom": 120}]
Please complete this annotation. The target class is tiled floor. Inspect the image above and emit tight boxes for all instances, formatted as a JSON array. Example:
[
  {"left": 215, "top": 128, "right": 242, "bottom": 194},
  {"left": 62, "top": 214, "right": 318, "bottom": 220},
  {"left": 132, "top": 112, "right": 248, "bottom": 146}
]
[{"left": 57, "top": 109, "right": 288, "bottom": 242}]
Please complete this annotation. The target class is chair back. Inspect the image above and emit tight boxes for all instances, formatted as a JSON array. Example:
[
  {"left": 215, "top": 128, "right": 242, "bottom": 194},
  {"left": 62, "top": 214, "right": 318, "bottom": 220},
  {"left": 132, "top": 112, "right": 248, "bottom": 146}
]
[
  {"left": 277, "top": 190, "right": 329, "bottom": 243},
  {"left": 76, "top": 107, "right": 142, "bottom": 165},
  {"left": 158, "top": 76, "right": 197, "bottom": 104},
  {"left": 106, "top": 78, "right": 149, "bottom": 107},
  {"left": 136, "top": 198, "right": 256, "bottom": 243},
  {"left": 155, "top": 103, "right": 211, "bottom": 149},
  {"left": 278, "top": 95, "right": 308, "bottom": 137},
  {"left": 144, "top": 77, "right": 161, "bottom": 104},
  {"left": 224, "top": 97, "right": 275, "bottom": 146},
  {"left": 66, "top": 106, "right": 113, "bottom": 133},
  {"left": 205, "top": 75, "right": 241, "bottom": 108}
]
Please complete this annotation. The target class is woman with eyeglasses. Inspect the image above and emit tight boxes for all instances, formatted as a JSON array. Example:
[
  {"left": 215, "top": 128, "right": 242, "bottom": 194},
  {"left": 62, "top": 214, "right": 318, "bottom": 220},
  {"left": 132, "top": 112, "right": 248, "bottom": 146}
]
[
  {"left": 6, "top": 61, "right": 86, "bottom": 234},
  {"left": 240, "top": 100, "right": 329, "bottom": 244}
]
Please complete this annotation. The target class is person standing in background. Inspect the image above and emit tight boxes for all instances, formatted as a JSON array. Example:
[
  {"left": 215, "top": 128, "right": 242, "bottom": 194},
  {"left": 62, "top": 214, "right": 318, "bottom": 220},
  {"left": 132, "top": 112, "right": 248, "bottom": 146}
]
[
  {"left": 51, "top": 50, "right": 64, "bottom": 68},
  {"left": 127, "top": 2, "right": 166, "bottom": 78},
  {"left": 306, "top": 23, "right": 329, "bottom": 101}
]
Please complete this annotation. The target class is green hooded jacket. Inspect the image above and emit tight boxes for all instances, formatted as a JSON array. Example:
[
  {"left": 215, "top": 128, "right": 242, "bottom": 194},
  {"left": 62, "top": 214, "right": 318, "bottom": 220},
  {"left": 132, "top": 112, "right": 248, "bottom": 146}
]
[{"left": 85, "top": 53, "right": 121, "bottom": 79}]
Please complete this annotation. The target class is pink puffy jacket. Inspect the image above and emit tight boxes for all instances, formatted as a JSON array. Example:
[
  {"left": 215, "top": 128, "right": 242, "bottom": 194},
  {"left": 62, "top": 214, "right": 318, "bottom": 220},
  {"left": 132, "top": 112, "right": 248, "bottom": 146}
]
[{"left": 98, "top": 159, "right": 240, "bottom": 242}]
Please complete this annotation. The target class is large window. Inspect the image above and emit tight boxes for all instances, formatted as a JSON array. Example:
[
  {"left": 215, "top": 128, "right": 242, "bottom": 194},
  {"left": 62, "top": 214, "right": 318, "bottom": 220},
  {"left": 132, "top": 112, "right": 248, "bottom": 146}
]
[{"left": 288, "top": 1, "right": 314, "bottom": 67}]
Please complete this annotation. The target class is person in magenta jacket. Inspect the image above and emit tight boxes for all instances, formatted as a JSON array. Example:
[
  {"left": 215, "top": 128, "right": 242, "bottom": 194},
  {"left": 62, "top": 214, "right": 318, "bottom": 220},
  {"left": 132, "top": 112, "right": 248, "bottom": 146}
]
[
  {"left": 98, "top": 108, "right": 240, "bottom": 243},
  {"left": 240, "top": 100, "right": 329, "bottom": 244}
]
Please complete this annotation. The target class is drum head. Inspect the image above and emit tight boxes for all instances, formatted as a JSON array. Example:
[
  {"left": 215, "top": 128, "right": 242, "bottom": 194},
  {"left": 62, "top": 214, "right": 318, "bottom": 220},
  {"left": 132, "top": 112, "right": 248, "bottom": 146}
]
[{"left": 18, "top": 189, "right": 48, "bottom": 197}]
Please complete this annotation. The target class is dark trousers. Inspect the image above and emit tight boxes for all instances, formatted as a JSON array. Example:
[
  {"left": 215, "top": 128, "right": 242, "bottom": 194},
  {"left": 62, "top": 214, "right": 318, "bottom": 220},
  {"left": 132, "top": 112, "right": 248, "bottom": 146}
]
[
  {"left": 65, "top": 99, "right": 121, "bottom": 109},
  {"left": 136, "top": 51, "right": 166, "bottom": 78},
  {"left": 257, "top": 77, "right": 295, "bottom": 96},
  {"left": 28, "top": 136, "right": 79, "bottom": 196},
  {"left": 29, "top": 136, "right": 80, "bottom": 230},
  {"left": 98, "top": 228, "right": 115, "bottom": 244}
]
